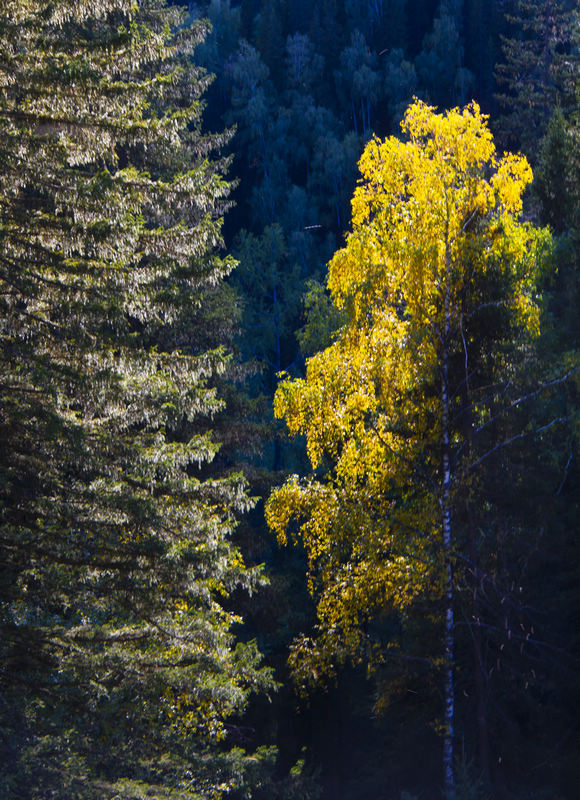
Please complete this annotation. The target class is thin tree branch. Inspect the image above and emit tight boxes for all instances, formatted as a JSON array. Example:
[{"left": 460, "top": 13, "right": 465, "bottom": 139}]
[{"left": 464, "top": 417, "right": 568, "bottom": 473}]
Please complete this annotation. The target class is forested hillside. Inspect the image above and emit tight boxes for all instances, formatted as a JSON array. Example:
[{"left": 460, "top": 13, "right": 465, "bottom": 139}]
[{"left": 0, "top": 1, "right": 578, "bottom": 799}]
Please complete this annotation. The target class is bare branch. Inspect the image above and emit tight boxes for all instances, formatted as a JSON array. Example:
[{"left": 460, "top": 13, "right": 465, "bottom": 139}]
[{"left": 464, "top": 417, "right": 568, "bottom": 473}]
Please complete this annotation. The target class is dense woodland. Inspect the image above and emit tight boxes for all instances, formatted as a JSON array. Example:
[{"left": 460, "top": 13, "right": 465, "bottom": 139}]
[{"left": 0, "top": 1, "right": 579, "bottom": 799}]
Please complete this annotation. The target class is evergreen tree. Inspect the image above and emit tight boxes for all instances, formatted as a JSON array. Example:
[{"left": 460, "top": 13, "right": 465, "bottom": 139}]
[
  {"left": 495, "top": 0, "right": 577, "bottom": 155},
  {"left": 463, "top": 0, "right": 499, "bottom": 110},
  {"left": 0, "top": 2, "right": 274, "bottom": 797},
  {"left": 535, "top": 106, "right": 580, "bottom": 234}
]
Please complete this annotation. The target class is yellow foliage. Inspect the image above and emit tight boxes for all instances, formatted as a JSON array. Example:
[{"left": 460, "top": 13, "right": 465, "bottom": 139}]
[{"left": 266, "top": 99, "right": 547, "bottom": 682}]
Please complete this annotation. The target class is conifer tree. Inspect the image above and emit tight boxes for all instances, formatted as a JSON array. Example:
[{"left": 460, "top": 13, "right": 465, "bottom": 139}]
[
  {"left": 0, "top": 2, "right": 273, "bottom": 797},
  {"left": 495, "top": 0, "right": 578, "bottom": 154}
]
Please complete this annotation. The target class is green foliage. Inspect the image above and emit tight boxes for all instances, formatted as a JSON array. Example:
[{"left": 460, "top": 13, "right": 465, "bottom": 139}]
[
  {"left": 495, "top": 0, "right": 578, "bottom": 154},
  {"left": 296, "top": 279, "right": 346, "bottom": 358},
  {"left": 0, "top": 1, "right": 273, "bottom": 797},
  {"left": 232, "top": 224, "right": 300, "bottom": 376},
  {"left": 535, "top": 106, "right": 580, "bottom": 233}
]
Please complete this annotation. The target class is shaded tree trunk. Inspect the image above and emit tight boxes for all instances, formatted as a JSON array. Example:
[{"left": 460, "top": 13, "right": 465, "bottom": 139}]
[
  {"left": 442, "top": 213, "right": 455, "bottom": 798},
  {"left": 468, "top": 504, "right": 491, "bottom": 782}
]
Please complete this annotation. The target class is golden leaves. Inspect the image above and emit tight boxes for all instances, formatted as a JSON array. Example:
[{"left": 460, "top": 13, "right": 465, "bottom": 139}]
[
  {"left": 267, "top": 99, "right": 547, "bottom": 680},
  {"left": 492, "top": 152, "right": 533, "bottom": 214}
]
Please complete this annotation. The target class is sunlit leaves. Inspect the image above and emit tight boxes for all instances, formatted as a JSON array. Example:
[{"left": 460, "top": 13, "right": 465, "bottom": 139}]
[{"left": 266, "top": 99, "right": 547, "bottom": 685}]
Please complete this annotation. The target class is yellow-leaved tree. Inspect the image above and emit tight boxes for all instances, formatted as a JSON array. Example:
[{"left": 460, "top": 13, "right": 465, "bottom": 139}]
[{"left": 266, "top": 100, "right": 551, "bottom": 795}]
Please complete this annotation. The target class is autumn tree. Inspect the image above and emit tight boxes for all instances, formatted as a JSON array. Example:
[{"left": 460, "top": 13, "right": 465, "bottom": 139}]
[
  {"left": 0, "top": 2, "right": 274, "bottom": 798},
  {"left": 266, "top": 100, "right": 553, "bottom": 796}
]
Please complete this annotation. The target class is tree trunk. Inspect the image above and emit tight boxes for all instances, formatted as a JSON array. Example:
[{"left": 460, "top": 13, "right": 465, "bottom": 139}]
[
  {"left": 442, "top": 214, "right": 455, "bottom": 798},
  {"left": 461, "top": 334, "right": 491, "bottom": 783},
  {"left": 442, "top": 356, "right": 455, "bottom": 798},
  {"left": 468, "top": 504, "right": 491, "bottom": 782}
]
